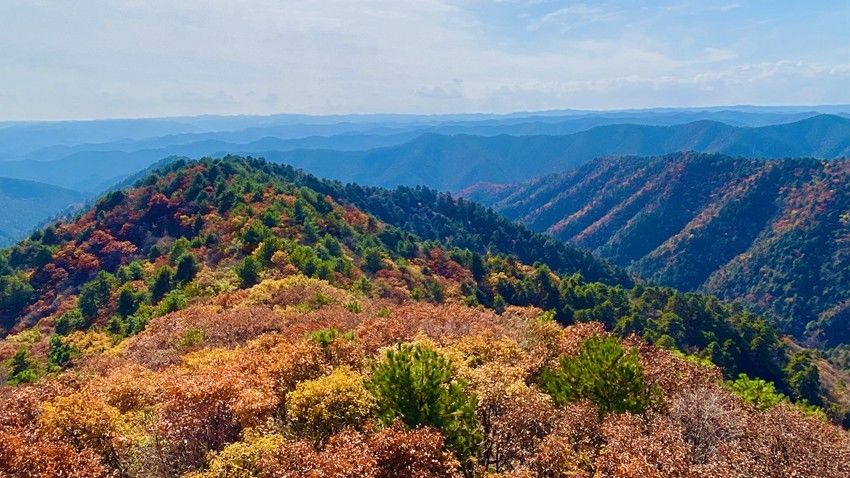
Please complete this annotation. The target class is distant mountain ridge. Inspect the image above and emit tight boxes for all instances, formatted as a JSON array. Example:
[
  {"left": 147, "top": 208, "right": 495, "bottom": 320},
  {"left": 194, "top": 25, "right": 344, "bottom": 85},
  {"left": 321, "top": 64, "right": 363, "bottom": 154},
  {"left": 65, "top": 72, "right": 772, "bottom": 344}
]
[
  {"left": 269, "top": 114, "right": 850, "bottom": 191},
  {"left": 463, "top": 152, "right": 850, "bottom": 345},
  {"left": 2, "top": 112, "right": 850, "bottom": 245},
  {"left": 0, "top": 178, "right": 88, "bottom": 246},
  {"left": 2, "top": 107, "right": 837, "bottom": 161},
  {"left": 4, "top": 113, "right": 850, "bottom": 194}
]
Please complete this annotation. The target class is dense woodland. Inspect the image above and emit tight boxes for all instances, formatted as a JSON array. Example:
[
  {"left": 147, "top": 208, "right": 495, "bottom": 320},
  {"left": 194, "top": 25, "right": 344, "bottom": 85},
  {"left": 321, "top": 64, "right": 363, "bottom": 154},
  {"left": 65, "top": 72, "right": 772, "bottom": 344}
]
[
  {"left": 0, "top": 156, "right": 848, "bottom": 477},
  {"left": 465, "top": 153, "right": 850, "bottom": 360}
]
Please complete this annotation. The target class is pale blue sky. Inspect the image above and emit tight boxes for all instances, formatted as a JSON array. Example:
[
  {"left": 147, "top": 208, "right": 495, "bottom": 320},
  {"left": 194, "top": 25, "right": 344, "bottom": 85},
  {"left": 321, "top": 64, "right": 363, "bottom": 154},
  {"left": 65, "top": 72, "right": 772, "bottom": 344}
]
[{"left": 1, "top": 0, "right": 849, "bottom": 120}]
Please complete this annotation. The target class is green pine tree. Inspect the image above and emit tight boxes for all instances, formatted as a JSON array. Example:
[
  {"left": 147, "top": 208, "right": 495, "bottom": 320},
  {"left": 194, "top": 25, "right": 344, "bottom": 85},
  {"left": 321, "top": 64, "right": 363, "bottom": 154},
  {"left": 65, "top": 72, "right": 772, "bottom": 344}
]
[
  {"left": 540, "top": 335, "right": 654, "bottom": 417},
  {"left": 367, "top": 343, "right": 481, "bottom": 472}
]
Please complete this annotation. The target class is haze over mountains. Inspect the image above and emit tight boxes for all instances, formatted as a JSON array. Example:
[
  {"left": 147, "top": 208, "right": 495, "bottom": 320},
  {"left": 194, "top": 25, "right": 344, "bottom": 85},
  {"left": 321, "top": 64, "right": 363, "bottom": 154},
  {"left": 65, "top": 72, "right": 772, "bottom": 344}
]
[
  {"left": 270, "top": 114, "right": 850, "bottom": 191},
  {"left": 6, "top": 111, "right": 850, "bottom": 190},
  {"left": 1, "top": 106, "right": 840, "bottom": 161},
  {"left": 0, "top": 178, "right": 88, "bottom": 246},
  {"left": 1, "top": 107, "right": 850, "bottom": 246}
]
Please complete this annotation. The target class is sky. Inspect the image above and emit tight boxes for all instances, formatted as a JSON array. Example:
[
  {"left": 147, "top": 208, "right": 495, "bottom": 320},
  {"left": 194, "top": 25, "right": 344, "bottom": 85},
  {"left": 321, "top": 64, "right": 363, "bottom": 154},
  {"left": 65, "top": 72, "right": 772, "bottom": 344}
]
[{"left": 1, "top": 0, "right": 849, "bottom": 120}]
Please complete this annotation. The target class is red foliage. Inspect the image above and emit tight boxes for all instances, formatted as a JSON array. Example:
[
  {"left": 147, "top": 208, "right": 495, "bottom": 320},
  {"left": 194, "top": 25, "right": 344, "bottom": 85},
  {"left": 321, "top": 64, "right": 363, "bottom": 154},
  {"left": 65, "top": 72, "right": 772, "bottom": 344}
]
[
  {"left": 0, "top": 430, "right": 110, "bottom": 478},
  {"left": 367, "top": 425, "right": 461, "bottom": 478}
]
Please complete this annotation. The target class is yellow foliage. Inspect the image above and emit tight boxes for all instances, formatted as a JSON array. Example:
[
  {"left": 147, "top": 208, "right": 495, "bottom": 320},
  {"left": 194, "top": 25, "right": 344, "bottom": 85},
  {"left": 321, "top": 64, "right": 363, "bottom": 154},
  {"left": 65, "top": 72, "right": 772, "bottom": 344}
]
[
  {"left": 63, "top": 330, "right": 113, "bottom": 356},
  {"left": 190, "top": 433, "right": 287, "bottom": 478},
  {"left": 7, "top": 328, "right": 41, "bottom": 346},
  {"left": 254, "top": 340, "right": 327, "bottom": 398},
  {"left": 245, "top": 275, "right": 352, "bottom": 309},
  {"left": 450, "top": 334, "right": 525, "bottom": 368},
  {"left": 189, "top": 267, "right": 238, "bottom": 298},
  {"left": 96, "top": 364, "right": 162, "bottom": 412},
  {"left": 182, "top": 347, "right": 241, "bottom": 370},
  {"left": 286, "top": 366, "right": 374, "bottom": 444},
  {"left": 40, "top": 390, "right": 139, "bottom": 457},
  {"left": 270, "top": 250, "right": 289, "bottom": 267}
]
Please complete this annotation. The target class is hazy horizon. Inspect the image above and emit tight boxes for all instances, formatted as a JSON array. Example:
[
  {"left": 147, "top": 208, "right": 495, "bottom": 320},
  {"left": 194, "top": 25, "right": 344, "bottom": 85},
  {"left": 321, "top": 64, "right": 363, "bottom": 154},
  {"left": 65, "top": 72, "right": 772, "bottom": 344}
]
[{"left": 3, "top": 103, "right": 850, "bottom": 124}]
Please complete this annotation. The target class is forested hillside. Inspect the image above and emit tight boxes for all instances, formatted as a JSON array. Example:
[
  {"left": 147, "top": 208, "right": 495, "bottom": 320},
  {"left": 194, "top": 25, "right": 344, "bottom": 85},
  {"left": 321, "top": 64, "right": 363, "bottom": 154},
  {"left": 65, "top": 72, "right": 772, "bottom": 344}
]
[
  {"left": 465, "top": 152, "right": 850, "bottom": 351},
  {"left": 0, "top": 156, "right": 848, "bottom": 477}
]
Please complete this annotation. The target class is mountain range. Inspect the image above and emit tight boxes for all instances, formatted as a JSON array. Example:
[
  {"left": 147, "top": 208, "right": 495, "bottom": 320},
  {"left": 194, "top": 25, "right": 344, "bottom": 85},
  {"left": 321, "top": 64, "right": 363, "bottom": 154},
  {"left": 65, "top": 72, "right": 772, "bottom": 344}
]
[
  {"left": 3, "top": 112, "right": 850, "bottom": 245},
  {"left": 1, "top": 107, "right": 838, "bottom": 161},
  {"left": 463, "top": 152, "right": 850, "bottom": 349},
  {"left": 5, "top": 114, "right": 850, "bottom": 194},
  {"left": 265, "top": 114, "right": 850, "bottom": 191}
]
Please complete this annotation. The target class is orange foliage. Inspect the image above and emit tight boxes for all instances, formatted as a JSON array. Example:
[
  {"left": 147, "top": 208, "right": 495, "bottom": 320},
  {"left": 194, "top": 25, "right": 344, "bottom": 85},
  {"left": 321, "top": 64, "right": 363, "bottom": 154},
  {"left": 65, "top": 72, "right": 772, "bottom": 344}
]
[{"left": 1, "top": 271, "right": 850, "bottom": 478}]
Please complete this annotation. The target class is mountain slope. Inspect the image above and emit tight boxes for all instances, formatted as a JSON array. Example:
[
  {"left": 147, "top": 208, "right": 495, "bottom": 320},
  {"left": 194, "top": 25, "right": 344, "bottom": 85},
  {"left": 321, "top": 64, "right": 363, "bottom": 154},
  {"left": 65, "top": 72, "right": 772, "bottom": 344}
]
[
  {"left": 466, "top": 152, "right": 850, "bottom": 344},
  {"left": 0, "top": 156, "right": 834, "bottom": 398},
  {"left": 0, "top": 177, "right": 89, "bottom": 246},
  {"left": 0, "top": 156, "right": 817, "bottom": 391},
  {"left": 0, "top": 155, "right": 626, "bottom": 337},
  {"left": 0, "top": 156, "right": 847, "bottom": 476}
]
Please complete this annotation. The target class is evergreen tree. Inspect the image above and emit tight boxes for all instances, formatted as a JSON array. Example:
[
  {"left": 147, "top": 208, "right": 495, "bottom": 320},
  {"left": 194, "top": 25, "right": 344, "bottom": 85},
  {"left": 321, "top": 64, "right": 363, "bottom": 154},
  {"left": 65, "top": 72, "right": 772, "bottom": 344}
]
[
  {"left": 48, "top": 334, "right": 73, "bottom": 368},
  {"left": 0, "top": 274, "right": 34, "bottom": 329},
  {"left": 150, "top": 266, "right": 175, "bottom": 302},
  {"left": 363, "top": 247, "right": 385, "bottom": 274},
  {"left": 367, "top": 343, "right": 481, "bottom": 469},
  {"left": 54, "top": 308, "right": 84, "bottom": 335},
  {"left": 78, "top": 271, "right": 115, "bottom": 318},
  {"left": 540, "top": 335, "right": 654, "bottom": 417},
  {"left": 7, "top": 348, "right": 37, "bottom": 384},
  {"left": 470, "top": 252, "right": 487, "bottom": 281},
  {"left": 785, "top": 351, "right": 822, "bottom": 405},
  {"left": 236, "top": 256, "right": 261, "bottom": 288},
  {"left": 174, "top": 253, "right": 199, "bottom": 284},
  {"left": 116, "top": 284, "right": 142, "bottom": 318},
  {"left": 169, "top": 237, "right": 192, "bottom": 262}
]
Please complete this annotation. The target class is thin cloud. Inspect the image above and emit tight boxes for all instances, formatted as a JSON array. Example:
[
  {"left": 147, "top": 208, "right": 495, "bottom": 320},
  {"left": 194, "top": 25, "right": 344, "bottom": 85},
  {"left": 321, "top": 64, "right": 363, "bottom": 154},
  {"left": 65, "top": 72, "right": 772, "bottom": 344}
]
[
  {"left": 526, "top": 3, "right": 619, "bottom": 32},
  {"left": 0, "top": 0, "right": 848, "bottom": 119}
]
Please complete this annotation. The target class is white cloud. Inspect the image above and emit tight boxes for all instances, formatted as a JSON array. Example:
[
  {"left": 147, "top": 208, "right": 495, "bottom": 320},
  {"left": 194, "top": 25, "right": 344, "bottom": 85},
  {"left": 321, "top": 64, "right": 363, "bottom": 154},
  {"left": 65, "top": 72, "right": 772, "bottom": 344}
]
[
  {"left": 0, "top": 0, "right": 848, "bottom": 119},
  {"left": 526, "top": 3, "right": 618, "bottom": 31},
  {"left": 702, "top": 47, "right": 738, "bottom": 62}
]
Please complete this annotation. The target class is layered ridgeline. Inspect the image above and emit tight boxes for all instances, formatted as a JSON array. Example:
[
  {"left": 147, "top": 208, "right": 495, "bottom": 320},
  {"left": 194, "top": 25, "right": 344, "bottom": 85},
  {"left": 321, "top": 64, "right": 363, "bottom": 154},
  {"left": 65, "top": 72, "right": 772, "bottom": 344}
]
[
  {"left": 0, "top": 157, "right": 848, "bottom": 477},
  {"left": 4, "top": 114, "right": 850, "bottom": 195},
  {"left": 3, "top": 114, "right": 850, "bottom": 246},
  {"left": 265, "top": 114, "right": 850, "bottom": 191},
  {"left": 0, "top": 177, "right": 89, "bottom": 247},
  {"left": 463, "top": 153, "right": 850, "bottom": 348}
]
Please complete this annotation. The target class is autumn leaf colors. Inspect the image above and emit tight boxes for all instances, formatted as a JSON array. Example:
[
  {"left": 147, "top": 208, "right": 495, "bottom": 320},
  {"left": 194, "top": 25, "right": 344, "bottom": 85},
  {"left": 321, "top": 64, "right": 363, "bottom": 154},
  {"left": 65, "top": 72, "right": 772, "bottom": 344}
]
[{"left": 0, "top": 156, "right": 849, "bottom": 477}]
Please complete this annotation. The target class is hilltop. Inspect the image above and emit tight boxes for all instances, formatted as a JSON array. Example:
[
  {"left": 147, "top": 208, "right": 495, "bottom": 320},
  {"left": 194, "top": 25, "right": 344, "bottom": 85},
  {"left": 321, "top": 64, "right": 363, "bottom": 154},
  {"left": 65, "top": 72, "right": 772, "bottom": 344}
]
[{"left": 0, "top": 156, "right": 848, "bottom": 477}]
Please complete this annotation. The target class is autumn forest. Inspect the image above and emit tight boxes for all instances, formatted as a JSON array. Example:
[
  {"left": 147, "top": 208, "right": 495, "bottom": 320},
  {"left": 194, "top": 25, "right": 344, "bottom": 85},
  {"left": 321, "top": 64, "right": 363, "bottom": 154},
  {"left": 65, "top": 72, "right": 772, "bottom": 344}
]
[{"left": 0, "top": 156, "right": 848, "bottom": 477}]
